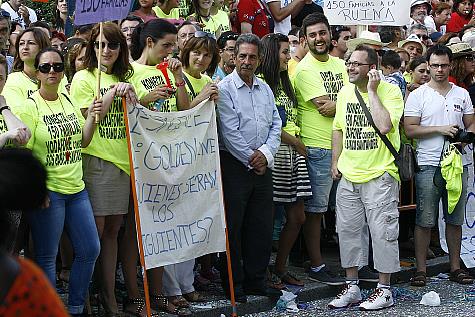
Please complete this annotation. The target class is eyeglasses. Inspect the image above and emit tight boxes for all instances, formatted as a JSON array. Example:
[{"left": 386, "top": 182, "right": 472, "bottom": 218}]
[
  {"left": 94, "top": 41, "right": 120, "bottom": 50},
  {"left": 429, "top": 63, "right": 450, "bottom": 69},
  {"left": 415, "top": 34, "right": 429, "bottom": 41},
  {"left": 38, "top": 63, "right": 64, "bottom": 74},
  {"left": 345, "top": 61, "right": 371, "bottom": 68},
  {"left": 195, "top": 31, "right": 216, "bottom": 40},
  {"left": 465, "top": 55, "right": 475, "bottom": 62}
]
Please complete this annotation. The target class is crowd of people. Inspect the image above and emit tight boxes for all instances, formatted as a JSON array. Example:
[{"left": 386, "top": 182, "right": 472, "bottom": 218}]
[{"left": 1, "top": 0, "right": 475, "bottom": 315}]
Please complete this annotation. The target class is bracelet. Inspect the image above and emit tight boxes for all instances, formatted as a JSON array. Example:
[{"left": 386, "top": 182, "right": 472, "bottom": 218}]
[
  {"left": 0, "top": 105, "right": 10, "bottom": 114},
  {"left": 175, "top": 80, "right": 186, "bottom": 87}
]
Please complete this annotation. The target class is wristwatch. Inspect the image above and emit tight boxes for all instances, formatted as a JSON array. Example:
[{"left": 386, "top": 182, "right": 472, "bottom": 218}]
[{"left": 0, "top": 105, "right": 10, "bottom": 114}]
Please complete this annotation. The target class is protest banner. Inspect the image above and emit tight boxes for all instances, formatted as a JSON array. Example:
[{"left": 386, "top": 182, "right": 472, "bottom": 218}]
[
  {"left": 73, "top": 0, "right": 133, "bottom": 25},
  {"left": 439, "top": 147, "right": 475, "bottom": 268},
  {"left": 125, "top": 99, "right": 226, "bottom": 269},
  {"left": 324, "top": 0, "right": 411, "bottom": 26}
]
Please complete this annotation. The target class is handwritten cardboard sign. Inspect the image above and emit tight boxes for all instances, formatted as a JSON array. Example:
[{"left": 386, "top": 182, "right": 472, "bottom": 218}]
[
  {"left": 439, "top": 147, "right": 475, "bottom": 268},
  {"left": 324, "top": 0, "right": 411, "bottom": 26},
  {"left": 74, "top": 0, "right": 133, "bottom": 25},
  {"left": 126, "top": 100, "right": 226, "bottom": 269}
]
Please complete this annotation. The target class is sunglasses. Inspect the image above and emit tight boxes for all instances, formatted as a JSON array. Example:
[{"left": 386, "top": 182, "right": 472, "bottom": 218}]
[
  {"left": 465, "top": 55, "right": 475, "bottom": 62},
  {"left": 220, "top": 32, "right": 238, "bottom": 42},
  {"left": 94, "top": 41, "right": 120, "bottom": 50},
  {"left": 38, "top": 63, "right": 64, "bottom": 73},
  {"left": 195, "top": 31, "right": 216, "bottom": 40},
  {"left": 415, "top": 34, "right": 429, "bottom": 41}
]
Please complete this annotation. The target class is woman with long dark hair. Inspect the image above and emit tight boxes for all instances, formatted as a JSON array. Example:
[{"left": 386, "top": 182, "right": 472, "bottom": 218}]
[
  {"left": 448, "top": 42, "right": 475, "bottom": 89},
  {"left": 259, "top": 33, "right": 311, "bottom": 286},
  {"left": 18, "top": 47, "right": 104, "bottom": 316},
  {"left": 188, "top": 0, "right": 228, "bottom": 37},
  {"left": 125, "top": 18, "right": 192, "bottom": 316},
  {"left": 69, "top": 22, "right": 137, "bottom": 316},
  {"left": 3, "top": 28, "right": 51, "bottom": 109},
  {"left": 54, "top": 0, "right": 68, "bottom": 33}
]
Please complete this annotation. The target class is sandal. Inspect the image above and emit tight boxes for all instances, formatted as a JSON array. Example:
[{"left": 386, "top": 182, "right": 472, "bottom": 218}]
[
  {"left": 182, "top": 290, "right": 207, "bottom": 302},
  {"left": 450, "top": 269, "right": 474, "bottom": 285},
  {"left": 168, "top": 295, "right": 190, "bottom": 308},
  {"left": 123, "top": 297, "right": 160, "bottom": 317},
  {"left": 267, "top": 272, "right": 286, "bottom": 290},
  {"left": 277, "top": 271, "right": 305, "bottom": 287},
  {"left": 410, "top": 271, "right": 427, "bottom": 287},
  {"left": 152, "top": 294, "right": 192, "bottom": 316}
]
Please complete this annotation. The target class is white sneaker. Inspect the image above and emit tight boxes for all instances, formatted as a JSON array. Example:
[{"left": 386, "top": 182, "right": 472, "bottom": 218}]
[
  {"left": 328, "top": 284, "right": 362, "bottom": 309},
  {"left": 359, "top": 288, "right": 394, "bottom": 311}
]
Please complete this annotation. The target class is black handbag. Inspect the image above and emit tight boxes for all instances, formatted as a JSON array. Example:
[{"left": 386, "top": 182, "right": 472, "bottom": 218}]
[{"left": 354, "top": 87, "right": 418, "bottom": 181}]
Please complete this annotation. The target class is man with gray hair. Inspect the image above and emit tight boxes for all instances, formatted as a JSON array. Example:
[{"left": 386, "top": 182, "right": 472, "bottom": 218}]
[
  {"left": 407, "top": 23, "right": 431, "bottom": 47},
  {"left": 217, "top": 33, "right": 282, "bottom": 302}
]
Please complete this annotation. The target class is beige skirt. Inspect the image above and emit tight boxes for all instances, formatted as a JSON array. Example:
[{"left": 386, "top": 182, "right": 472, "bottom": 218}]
[{"left": 82, "top": 154, "right": 130, "bottom": 216}]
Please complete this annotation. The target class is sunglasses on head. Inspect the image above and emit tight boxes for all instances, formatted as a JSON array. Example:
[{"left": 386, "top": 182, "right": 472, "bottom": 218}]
[
  {"left": 94, "top": 41, "right": 120, "bottom": 50},
  {"left": 220, "top": 33, "right": 238, "bottom": 41},
  {"left": 195, "top": 31, "right": 216, "bottom": 40},
  {"left": 465, "top": 55, "right": 475, "bottom": 62},
  {"left": 38, "top": 63, "right": 64, "bottom": 74}
]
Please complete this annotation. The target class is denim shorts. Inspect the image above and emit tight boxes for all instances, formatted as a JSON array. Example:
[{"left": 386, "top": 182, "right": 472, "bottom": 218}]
[
  {"left": 304, "top": 147, "right": 333, "bottom": 213},
  {"left": 415, "top": 165, "right": 468, "bottom": 228}
]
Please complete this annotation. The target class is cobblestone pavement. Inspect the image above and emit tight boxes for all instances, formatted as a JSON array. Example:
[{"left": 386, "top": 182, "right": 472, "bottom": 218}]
[{"left": 244, "top": 277, "right": 475, "bottom": 317}]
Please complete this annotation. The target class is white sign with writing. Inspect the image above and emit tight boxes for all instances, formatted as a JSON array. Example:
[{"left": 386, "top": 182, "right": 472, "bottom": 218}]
[
  {"left": 439, "top": 148, "right": 475, "bottom": 268},
  {"left": 324, "top": 0, "right": 411, "bottom": 26},
  {"left": 126, "top": 100, "right": 226, "bottom": 269}
]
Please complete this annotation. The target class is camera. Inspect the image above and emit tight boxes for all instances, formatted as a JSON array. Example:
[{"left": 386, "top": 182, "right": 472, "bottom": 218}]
[{"left": 447, "top": 128, "right": 475, "bottom": 144}]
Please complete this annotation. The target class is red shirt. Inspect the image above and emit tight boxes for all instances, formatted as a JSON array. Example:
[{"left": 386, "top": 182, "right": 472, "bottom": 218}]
[
  {"left": 446, "top": 12, "right": 471, "bottom": 33},
  {"left": 237, "top": 0, "right": 271, "bottom": 38}
]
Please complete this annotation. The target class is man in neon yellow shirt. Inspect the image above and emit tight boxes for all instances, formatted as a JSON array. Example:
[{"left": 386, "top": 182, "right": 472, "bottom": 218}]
[
  {"left": 293, "top": 12, "right": 347, "bottom": 286},
  {"left": 330, "top": 45, "right": 403, "bottom": 311}
]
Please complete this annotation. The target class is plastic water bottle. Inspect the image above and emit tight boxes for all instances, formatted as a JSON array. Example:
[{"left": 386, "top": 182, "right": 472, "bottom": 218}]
[{"left": 154, "top": 99, "right": 164, "bottom": 111}]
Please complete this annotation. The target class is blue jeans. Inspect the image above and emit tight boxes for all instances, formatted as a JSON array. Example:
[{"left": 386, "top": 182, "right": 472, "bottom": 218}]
[
  {"left": 27, "top": 189, "right": 100, "bottom": 314},
  {"left": 305, "top": 147, "right": 333, "bottom": 213},
  {"left": 415, "top": 165, "right": 468, "bottom": 228}
]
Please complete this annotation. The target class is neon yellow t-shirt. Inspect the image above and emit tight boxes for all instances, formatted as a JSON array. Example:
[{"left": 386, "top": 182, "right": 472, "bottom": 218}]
[
  {"left": 0, "top": 115, "right": 14, "bottom": 148},
  {"left": 69, "top": 69, "right": 130, "bottom": 174},
  {"left": 275, "top": 85, "right": 299, "bottom": 136},
  {"left": 211, "top": 10, "right": 231, "bottom": 34},
  {"left": 183, "top": 71, "right": 212, "bottom": 100},
  {"left": 129, "top": 62, "right": 181, "bottom": 112},
  {"left": 287, "top": 58, "right": 298, "bottom": 77},
  {"left": 178, "top": 0, "right": 191, "bottom": 18},
  {"left": 18, "top": 91, "right": 86, "bottom": 194},
  {"left": 3, "top": 72, "right": 68, "bottom": 110},
  {"left": 293, "top": 53, "right": 348, "bottom": 149},
  {"left": 333, "top": 81, "right": 404, "bottom": 183},
  {"left": 404, "top": 71, "right": 412, "bottom": 84},
  {"left": 152, "top": 6, "right": 180, "bottom": 19},
  {"left": 188, "top": 13, "right": 224, "bottom": 36}
]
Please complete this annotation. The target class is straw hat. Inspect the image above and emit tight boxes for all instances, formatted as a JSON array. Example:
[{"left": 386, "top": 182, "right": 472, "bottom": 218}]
[
  {"left": 346, "top": 31, "right": 390, "bottom": 52},
  {"left": 398, "top": 34, "right": 427, "bottom": 55},
  {"left": 447, "top": 42, "right": 475, "bottom": 57}
]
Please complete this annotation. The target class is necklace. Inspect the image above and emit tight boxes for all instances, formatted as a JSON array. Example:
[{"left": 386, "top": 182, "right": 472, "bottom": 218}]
[
  {"left": 42, "top": 93, "right": 73, "bottom": 162},
  {"left": 22, "top": 71, "right": 38, "bottom": 84}
]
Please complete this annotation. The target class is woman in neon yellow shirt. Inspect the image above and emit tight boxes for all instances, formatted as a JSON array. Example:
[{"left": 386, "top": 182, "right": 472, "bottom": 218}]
[
  {"left": 188, "top": 0, "right": 229, "bottom": 37},
  {"left": 3, "top": 28, "right": 50, "bottom": 110},
  {"left": 126, "top": 18, "right": 192, "bottom": 316},
  {"left": 259, "top": 33, "right": 312, "bottom": 287},
  {"left": 152, "top": 0, "right": 180, "bottom": 19},
  {"left": 161, "top": 32, "right": 219, "bottom": 308},
  {"left": 18, "top": 47, "right": 103, "bottom": 315},
  {"left": 69, "top": 22, "right": 138, "bottom": 315}
]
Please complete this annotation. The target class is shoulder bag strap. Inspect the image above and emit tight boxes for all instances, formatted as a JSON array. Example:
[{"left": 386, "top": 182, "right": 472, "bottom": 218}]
[{"left": 354, "top": 86, "right": 399, "bottom": 160}]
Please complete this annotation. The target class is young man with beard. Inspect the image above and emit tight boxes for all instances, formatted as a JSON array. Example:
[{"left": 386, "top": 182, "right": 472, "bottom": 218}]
[
  {"left": 293, "top": 12, "right": 348, "bottom": 285},
  {"left": 330, "top": 45, "right": 404, "bottom": 310},
  {"left": 213, "top": 31, "right": 238, "bottom": 81}
]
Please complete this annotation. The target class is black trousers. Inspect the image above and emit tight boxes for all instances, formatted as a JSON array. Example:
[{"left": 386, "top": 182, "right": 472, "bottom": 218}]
[{"left": 219, "top": 151, "right": 273, "bottom": 290}]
